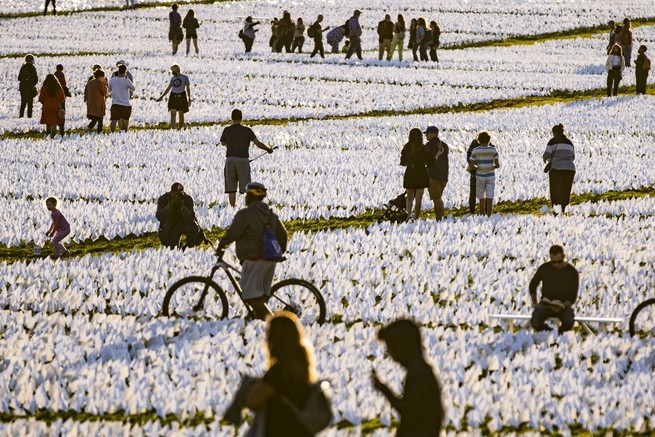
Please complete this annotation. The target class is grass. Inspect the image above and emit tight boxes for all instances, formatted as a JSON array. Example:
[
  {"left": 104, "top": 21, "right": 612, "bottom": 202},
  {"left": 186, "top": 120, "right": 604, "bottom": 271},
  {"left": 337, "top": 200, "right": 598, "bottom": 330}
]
[
  {"left": 3, "top": 83, "right": 655, "bottom": 141},
  {"left": 1, "top": 187, "right": 653, "bottom": 264}
]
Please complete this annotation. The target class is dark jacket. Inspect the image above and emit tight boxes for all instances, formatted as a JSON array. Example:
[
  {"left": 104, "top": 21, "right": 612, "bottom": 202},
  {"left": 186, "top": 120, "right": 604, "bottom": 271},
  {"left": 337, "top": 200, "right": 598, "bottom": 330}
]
[
  {"left": 529, "top": 261, "right": 580, "bottom": 305},
  {"left": 395, "top": 359, "right": 444, "bottom": 437},
  {"left": 156, "top": 191, "right": 196, "bottom": 242},
  {"left": 219, "top": 201, "right": 288, "bottom": 262},
  {"left": 377, "top": 20, "right": 394, "bottom": 41},
  {"left": 18, "top": 63, "right": 38, "bottom": 93},
  {"left": 425, "top": 138, "right": 449, "bottom": 181},
  {"left": 466, "top": 139, "right": 479, "bottom": 175},
  {"left": 635, "top": 53, "right": 650, "bottom": 74}
]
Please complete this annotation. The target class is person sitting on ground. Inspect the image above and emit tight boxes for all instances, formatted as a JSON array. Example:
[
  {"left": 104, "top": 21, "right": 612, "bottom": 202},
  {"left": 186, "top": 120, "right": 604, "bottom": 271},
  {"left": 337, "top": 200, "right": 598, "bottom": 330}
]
[
  {"left": 217, "top": 182, "right": 288, "bottom": 320},
  {"left": 341, "top": 39, "right": 350, "bottom": 54},
  {"left": 45, "top": 197, "right": 70, "bottom": 259},
  {"left": 372, "top": 319, "right": 444, "bottom": 436},
  {"left": 156, "top": 182, "right": 203, "bottom": 249},
  {"left": 529, "top": 245, "right": 580, "bottom": 334}
]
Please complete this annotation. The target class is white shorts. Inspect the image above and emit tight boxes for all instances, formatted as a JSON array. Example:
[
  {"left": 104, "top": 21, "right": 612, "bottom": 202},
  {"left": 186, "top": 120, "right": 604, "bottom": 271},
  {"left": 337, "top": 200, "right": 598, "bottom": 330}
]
[
  {"left": 476, "top": 176, "right": 495, "bottom": 199},
  {"left": 239, "top": 259, "right": 276, "bottom": 300}
]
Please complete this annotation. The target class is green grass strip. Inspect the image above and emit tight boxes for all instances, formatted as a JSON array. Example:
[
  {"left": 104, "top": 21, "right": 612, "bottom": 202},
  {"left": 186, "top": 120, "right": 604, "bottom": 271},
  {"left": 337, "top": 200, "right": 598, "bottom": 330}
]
[
  {"left": 3, "top": 83, "right": 655, "bottom": 141},
  {"left": 1, "top": 187, "right": 652, "bottom": 265}
]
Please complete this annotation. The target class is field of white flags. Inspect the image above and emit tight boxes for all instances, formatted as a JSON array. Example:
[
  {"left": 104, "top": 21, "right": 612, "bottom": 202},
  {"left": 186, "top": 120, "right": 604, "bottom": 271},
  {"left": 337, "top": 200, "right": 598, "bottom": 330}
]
[{"left": 1, "top": 0, "right": 654, "bottom": 435}]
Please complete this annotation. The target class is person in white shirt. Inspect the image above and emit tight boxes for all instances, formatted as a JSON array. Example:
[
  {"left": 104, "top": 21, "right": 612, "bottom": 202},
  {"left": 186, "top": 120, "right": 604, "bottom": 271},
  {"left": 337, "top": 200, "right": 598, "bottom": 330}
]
[
  {"left": 605, "top": 44, "right": 626, "bottom": 97},
  {"left": 108, "top": 64, "right": 135, "bottom": 132}
]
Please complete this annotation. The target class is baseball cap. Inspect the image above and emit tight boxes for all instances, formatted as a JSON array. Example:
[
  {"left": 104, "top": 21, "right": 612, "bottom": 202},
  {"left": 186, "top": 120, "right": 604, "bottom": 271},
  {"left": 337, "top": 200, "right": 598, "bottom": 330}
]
[
  {"left": 246, "top": 182, "right": 267, "bottom": 196},
  {"left": 423, "top": 126, "right": 439, "bottom": 135},
  {"left": 354, "top": 9, "right": 362, "bottom": 15},
  {"left": 116, "top": 59, "right": 128, "bottom": 67}
]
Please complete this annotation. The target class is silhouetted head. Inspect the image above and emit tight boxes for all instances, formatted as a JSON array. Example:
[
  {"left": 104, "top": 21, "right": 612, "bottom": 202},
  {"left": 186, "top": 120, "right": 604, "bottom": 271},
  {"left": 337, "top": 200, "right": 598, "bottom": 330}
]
[
  {"left": 378, "top": 319, "right": 423, "bottom": 367},
  {"left": 172, "top": 3, "right": 178, "bottom": 11},
  {"left": 476, "top": 131, "right": 491, "bottom": 145},
  {"left": 231, "top": 109, "right": 243, "bottom": 121},
  {"left": 552, "top": 123, "right": 564, "bottom": 136},
  {"left": 266, "top": 311, "right": 317, "bottom": 383}
]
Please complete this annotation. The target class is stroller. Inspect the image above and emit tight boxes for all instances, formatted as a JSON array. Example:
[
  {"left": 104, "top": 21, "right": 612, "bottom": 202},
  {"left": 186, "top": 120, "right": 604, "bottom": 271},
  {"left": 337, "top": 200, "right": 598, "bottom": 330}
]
[{"left": 380, "top": 192, "right": 408, "bottom": 223}]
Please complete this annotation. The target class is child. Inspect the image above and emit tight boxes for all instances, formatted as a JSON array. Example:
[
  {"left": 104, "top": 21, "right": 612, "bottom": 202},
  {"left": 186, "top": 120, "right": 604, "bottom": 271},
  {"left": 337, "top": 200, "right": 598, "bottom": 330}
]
[
  {"left": 45, "top": 197, "right": 70, "bottom": 258},
  {"left": 341, "top": 39, "right": 351, "bottom": 54},
  {"left": 635, "top": 45, "right": 651, "bottom": 95},
  {"left": 372, "top": 319, "right": 444, "bottom": 436}
]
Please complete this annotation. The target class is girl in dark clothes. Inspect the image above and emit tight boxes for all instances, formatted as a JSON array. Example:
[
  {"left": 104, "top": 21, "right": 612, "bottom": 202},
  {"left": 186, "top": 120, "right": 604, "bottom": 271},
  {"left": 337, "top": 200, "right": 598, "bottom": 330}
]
[{"left": 401, "top": 128, "right": 435, "bottom": 221}]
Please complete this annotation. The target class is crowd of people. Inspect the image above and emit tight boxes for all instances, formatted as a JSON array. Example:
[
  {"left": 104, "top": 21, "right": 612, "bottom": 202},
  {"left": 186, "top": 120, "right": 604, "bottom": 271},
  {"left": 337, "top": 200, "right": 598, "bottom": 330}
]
[
  {"left": 605, "top": 18, "right": 651, "bottom": 96},
  {"left": 240, "top": 9, "right": 441, "bottom": 62}
]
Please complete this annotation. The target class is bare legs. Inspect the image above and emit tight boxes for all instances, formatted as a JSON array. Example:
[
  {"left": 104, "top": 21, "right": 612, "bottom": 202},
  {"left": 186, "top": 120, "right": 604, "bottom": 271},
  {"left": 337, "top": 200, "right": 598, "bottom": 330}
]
[
  {"left": 479, "top": 198, "right": 494, "bottom": 216},
  {"left": 169, "top": 109, "right": 185, "bottom": 129},
  {"left": 405, "top": 188, "right": 424, "bottom": 220}
]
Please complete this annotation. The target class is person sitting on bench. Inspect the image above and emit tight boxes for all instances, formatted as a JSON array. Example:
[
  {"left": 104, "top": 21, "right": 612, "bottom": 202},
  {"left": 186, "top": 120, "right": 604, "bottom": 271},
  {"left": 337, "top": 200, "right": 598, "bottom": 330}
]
[{"left": 529, "top": 245, "right": 580, "bottom": 333}]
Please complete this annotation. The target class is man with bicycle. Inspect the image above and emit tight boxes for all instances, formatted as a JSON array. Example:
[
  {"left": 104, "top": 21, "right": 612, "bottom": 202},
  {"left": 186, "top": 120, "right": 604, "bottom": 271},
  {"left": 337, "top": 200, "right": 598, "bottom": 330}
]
[{"left": 217, "top": 182, "right": 287, "bottom": 320}]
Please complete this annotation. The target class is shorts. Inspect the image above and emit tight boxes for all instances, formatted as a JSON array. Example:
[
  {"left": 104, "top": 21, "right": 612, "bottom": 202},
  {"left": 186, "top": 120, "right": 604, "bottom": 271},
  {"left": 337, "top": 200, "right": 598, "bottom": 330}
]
[
  {"left": 476, "top": 176, "right": 495, "bottom": 200},
  {"left": 239, "top": 259, "right": 276, "bottom": 300},
  {"left": 427, "top": 179, "right": 447, "bottom": 201},
  {"left": 168, "top": 91, "right": 189, "bottom": 113},
  {"left": 110, "top": 104, "right": 132, "bottom": 121},
  {"left": 224, "top": 157, "right": 251, "bottom": 193}
]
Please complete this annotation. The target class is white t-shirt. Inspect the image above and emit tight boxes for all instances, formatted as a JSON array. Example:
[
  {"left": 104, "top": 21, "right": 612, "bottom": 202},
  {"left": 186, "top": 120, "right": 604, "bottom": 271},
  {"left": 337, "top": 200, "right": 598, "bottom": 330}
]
[
  {"left": 108, "top": 76, "right": 135, "bottom": 106},
  {"left": 612, "top": 55, "right": 621, "bottom": 67}
]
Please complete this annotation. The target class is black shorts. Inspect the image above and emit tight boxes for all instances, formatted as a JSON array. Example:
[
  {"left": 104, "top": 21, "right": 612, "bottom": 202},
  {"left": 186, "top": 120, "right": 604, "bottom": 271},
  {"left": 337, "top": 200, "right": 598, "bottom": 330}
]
[
  {"left": 168, "top": 92, "right": 189, "bottom": 112},
  {"left": 110, "top": 104, "right": 132, "bottom": 121}
]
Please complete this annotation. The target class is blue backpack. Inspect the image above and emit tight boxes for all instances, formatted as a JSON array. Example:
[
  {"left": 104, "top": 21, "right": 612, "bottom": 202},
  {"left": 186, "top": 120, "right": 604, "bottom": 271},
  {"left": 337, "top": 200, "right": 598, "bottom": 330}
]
[{"left": 261, "top": 213, "right": 284, "bottom": 261}]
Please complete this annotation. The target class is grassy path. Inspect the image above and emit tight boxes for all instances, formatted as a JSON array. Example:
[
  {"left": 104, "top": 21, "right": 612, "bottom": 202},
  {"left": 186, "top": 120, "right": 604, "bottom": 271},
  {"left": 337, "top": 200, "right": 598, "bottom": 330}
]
[
  {"left": 3, "top": 83, "right": 655, "bottom": 141},
  {"left": 1, "top": 187, "right": 652, "bottom": 264}
]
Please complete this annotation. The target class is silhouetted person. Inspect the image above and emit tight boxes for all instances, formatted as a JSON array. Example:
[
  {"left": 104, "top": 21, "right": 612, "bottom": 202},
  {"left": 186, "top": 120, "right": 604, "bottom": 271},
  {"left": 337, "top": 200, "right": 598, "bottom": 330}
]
[
  {"left": 345, "top": 10, "right": 363, "bottom": 60},
  {"left": 53, "top": 64, "right": 71, "bottom": 136},
  {"left": 309, "top": 15, "right": 329, "bottom": 58},
  {"left": 530, "top": 245, "right": 580, "bottom": 334},
  {"left": 635, "top": 45, "right": 650, "bottom": 94},
  {"left": 156, "top": 182, "right": 202, "bottom": 249},
  {"left": 242, "top": 16, "right": 260, "bottom": 53},
  {"left": 372, "top": 319, "right": 444, "bottom": 437},
  {"left": 18, "top": 54, "right": 38, "bottom": 118},
  {"left": 44, "top": 0, "right": 56, "bottom": 15},
  {"left": 169, "top": 3, "right": 183, "bottom": 55}
]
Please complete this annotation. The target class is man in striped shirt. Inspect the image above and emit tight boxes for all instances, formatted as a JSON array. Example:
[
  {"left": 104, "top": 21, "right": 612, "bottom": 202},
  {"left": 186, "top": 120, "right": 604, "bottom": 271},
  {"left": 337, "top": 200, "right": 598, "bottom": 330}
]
[{"left": 469, "top": 131, "right": 500, "bottom": 216}]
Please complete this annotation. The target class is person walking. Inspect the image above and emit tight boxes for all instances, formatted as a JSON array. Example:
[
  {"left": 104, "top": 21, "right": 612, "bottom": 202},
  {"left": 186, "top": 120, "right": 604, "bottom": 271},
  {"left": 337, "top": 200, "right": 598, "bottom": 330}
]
[
  {"left": 38, "top": 74, "right": 65, "bottom": 139},
  {"left": 372, "top": 319, "right": 444, "bottom": 437},
  {"left": 619, "top": 17, "right": 633, "bottom": 67},
  {"left": 388, "top": 14, "right": 406, "bottom": 61},
  {"left": 219, "top": 109, "right": 274, "bottom": 207},
  {"left": 429, "top": 21, "right": 441, "bottom": 62},
  {"left": 377, "top": 14, "right": 394, "bottom": 61},
  {"left": 217, "top": 183, "right": 288, "bottom": 320},
  {"left": 465, "top": 138, "right": 479, "bottom": 215},
  {"left": 291, "top": 18, "right": 306, "bottom": 53},
  {"left": 325, "top": 24, "right": 346, "bottom": 54},
  {"left": 242, "top": 16, "right": 260, "bottom": 53},
  {"left": 469, "top": 131, "right": 500, "bottom": 216},
  {"left": 309, "top": 15, "right": 329, "bottom": 58},
  {"left": 108, "top": 64, "right": 135, "bottom": 132},
  {"left": 401, "top": 128, "right": 435, "bottom": 221},
  {"left": 345, "top": 10, "right": 363, "bottom": 60},
  {"left": 156, "top": 64, "right": 191, "bottom": 130},
  {"left": 182, "top": 9, "right": 200, "bottom": 55},
  {"left": 417, "top": 18, "right": 430, "bottom": 62},
  {"left": 605, "top": 44, "right": 625, "bottom": 97},
  {"left": 156, "top": 182, "right": 203, "bottom": 249},
  {"left": 169, "top": 3, "right": 183, "bottom": 55},
  {"left": 408, "top": 18, "right": 419, "bottom": 62},
  {"left": 424, "top": 126, "right": 449, "bottom": 221},
  {"left": 634, "top": 45, "right": 651, "bottom": 94},
  {"left": 43, "top": 0, "right": 56, "bottom": 16},
  {"left": 543, "top": 123, "right": 575, "bottom": 215},
  {"left": 45, "top": 197, "right": 70, "bottom": 259},
  {"left": 84, "top": 68, "right": 108, "bottom": 133},
  {"left": 529, "top": 245, "right": 580, "bottom": 334},
  {"left": 53, "top": 64, "right": 71, "bottom": 136},
  {"left": 18, "top": 54, "right": 38, "bottom": 118}
]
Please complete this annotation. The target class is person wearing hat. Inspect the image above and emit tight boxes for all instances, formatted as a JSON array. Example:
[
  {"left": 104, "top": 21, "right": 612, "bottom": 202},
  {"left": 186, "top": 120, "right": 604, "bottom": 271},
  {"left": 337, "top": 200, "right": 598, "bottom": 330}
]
[
  {"left": 423, "top": 126, "right": 449, "bottom": 221},
  {"left": 219, "top": 109, "right": 273, "bottom": 207},
  {"left": 156, "top": 64, "right": 191, "bottom": 129},
  {"left": 372, "top": 319, "right": 444, "bottom": 436},
  {"left": 634, "top": 45, "right": 650, "bottom": 94},
  {"left": 156, "top": 182, "right": 203, "bottom": 249},
  {"left": 217, "top": 182, "right": 288, "bottom": 320},
  {"left": 111, "top": 61, "right": 134, "bottom": 85},
  {"left": 345, "top": 9, "right": 363, "bottom": 60},
  {"left": 18, "top": 54, "right": 38, "bottom": 118}
]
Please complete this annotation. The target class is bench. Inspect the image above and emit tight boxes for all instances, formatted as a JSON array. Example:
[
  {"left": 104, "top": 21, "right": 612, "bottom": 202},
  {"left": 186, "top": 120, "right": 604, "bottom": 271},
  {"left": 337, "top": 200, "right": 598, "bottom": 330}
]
[{"left": 489, "top": 313, "right": 623, "bottom": 335}]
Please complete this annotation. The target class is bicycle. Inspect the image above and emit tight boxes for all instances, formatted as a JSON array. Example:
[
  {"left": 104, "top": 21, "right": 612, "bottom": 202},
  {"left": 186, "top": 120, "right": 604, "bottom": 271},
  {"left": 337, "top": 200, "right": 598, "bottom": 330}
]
[
  {"left": 629, "top": 298, "right": 655, "bottom": 336},
  {"left": 162, "top": 248, "right": 327, "bottom": 324}
]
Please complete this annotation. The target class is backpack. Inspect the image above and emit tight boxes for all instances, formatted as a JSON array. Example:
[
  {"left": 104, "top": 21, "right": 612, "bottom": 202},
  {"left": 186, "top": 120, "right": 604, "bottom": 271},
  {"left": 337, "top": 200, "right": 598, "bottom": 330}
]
[
  {"left": 279, "top": 382, "right": 333, "bottom": 434},
  {"left": 261, "top": 212, "right": 284, "bottom": 261},
  {"left": 307, "top": 23, "right": 319, "bottom": 38},
  {"left": 644, "top": 57, "right": 651, "bottom": 71}
]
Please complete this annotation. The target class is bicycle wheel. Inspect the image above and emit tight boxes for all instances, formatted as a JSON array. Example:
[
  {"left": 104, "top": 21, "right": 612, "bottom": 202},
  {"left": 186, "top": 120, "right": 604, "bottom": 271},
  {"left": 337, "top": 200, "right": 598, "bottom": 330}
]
[
  {"left": 163, "top": 276, "right": 229, "bottom": 319},
  {"left": 269, "top": 278, "right": 326, "bottom": 324},
  {"left": 629, "top": 298, "right": 655, "bottom": 336}
]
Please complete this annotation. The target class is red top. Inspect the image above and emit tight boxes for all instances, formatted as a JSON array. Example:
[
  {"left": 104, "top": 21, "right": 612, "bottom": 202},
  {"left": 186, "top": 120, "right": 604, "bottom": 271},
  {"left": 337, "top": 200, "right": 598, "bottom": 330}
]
[{"left": 39, "top": 87, "right": 65, "bottom": 125}]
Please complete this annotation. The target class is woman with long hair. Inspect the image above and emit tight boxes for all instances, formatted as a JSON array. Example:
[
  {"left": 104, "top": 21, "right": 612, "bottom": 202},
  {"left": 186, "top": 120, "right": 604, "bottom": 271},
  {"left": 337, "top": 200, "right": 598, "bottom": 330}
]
[
  {"left": 291, "top": 17, "right": 306, "bottom": 53},
  {"left": 246, "top": 311, "right": 317, "bottom": 436},
  {"left": 605, "top": 44, "right": 625, "bottom": 96},
  {"left": 182, "top": 9, "right": 200, "bottom": 55},
  {"left": 408, "top": 18, "right": 418, "bottom": 61},
  {"left": 38, "top": 74, "right": 65, "bottom": 138},
  {"left": 620, "top": 17, "right": 633, "bottom": 66},
  {"left": 429, "top": 21, "right": 441, "bottom": 62},
  {"left": 388, "top": 14, "right": 406, "bottom": 61},
  {"left": 543, "top": 124, "right": 576, "bottom": 215},
  {"left": 417, "top": 18, "right": 429, "bottom": 61},
  {"left": 401, "top": 128, "right": 435, "bottom": 221}
]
